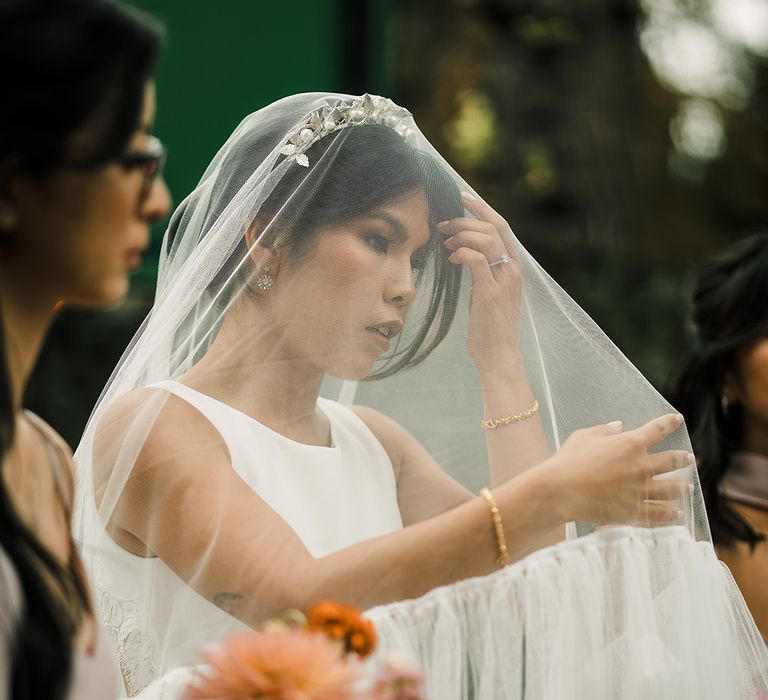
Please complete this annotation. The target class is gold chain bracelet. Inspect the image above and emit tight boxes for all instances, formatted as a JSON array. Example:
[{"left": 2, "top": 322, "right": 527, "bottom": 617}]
[
  {"left": 481, "top": 399, "right": 539, "bottom": 431},
  {"left": 480, "top": 487, "right": 510, "bottom": 567}
]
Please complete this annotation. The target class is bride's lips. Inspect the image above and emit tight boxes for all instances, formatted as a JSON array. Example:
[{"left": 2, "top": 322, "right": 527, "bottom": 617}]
[
  {"left": 366, "top": 326, "right": 392, "bottom": 352},
  {"left": 365, "top": 320, "right": 403, "bottom": 353}
]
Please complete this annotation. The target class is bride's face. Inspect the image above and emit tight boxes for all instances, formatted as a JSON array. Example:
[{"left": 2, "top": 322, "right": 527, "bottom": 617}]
[{"left": 269, "top": 189, "right": 432, "bottom": 379}]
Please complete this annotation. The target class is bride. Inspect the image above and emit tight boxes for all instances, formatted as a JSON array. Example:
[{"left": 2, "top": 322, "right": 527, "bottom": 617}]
[{"left": 74, "top": 93, "right": 768, "bottom": 697}]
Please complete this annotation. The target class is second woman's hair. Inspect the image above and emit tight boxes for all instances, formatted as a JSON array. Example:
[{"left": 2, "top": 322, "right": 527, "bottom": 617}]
[
  {"left": 1, "top": 0, "right": 162, "bottom": 174},
  {"left": 666, "top": 233, "right": 768, "bottom": 549},
  {"left": 0, "top": 1, "right": 162, "bottom": 697}
]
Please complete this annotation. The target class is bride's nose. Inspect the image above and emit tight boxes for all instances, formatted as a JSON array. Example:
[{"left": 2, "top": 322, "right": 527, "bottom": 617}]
[{"left": 385, "top": 261, "right": 417, "bottom": 306}]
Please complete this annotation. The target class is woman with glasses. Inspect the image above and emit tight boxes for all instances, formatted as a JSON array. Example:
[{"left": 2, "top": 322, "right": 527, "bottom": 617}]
[{"left": 0, "top": 0, "right": 170, "bottom": 697}]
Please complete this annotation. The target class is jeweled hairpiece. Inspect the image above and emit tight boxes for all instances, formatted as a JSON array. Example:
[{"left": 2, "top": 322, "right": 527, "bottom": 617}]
[{"left": 279, "top": 94, "right": 415, "bottom": 168}]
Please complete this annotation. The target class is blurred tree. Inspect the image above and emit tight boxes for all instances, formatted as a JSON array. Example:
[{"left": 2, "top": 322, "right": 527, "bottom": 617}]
[{"left": 392, "top": 0, "right": 768, "bottom": 385}]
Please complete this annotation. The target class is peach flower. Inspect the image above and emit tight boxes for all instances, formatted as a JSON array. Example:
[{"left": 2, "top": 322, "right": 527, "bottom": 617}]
[
  {"left": 181, "top": 629, "right": 360, "bottom": 700},
  {"left": 368, "top": 652, "right": 425, "bottom": 700}
]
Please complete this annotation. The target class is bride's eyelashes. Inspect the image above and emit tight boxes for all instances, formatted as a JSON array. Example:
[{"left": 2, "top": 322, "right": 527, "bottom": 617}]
[
  {"left": 363, "top": 230, "right": 391, "bottom": 255},
  {"left": 363, "top": 230, "right": 427, "bottom": 272}
]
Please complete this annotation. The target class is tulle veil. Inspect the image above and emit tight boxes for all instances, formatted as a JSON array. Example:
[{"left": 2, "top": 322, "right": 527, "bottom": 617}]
[{"left": 71, "top": 92, "right": 768, "bottom": 698}]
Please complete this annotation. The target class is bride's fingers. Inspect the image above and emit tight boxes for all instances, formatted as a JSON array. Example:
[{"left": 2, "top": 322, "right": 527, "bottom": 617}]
[
  {"left": 647, "top": 450, "right": 695, "bottom": 476},
  {"left": 447, "top": 247, "right": 495, "bottom": 290},
  {"left": 645, "top": 478, "right": 692, "bottom": 502},
  {"left": 635, "top": 501, "right": 683, "bottom": 526},
  {"left": 630, "top": 413, "right": 684, "bottom": 448},
  {"left": 443, "top": 230, "right": 507, "bottom": 265},
  {"left": 460, "top": 192, "right": 511, "bottom": 235},
  {"left": 436, "top": 217, "right": 497, "bottom": 239}
]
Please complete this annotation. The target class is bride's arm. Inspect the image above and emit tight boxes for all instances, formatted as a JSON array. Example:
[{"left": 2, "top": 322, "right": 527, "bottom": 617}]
[
  {"left": 352, "top": 405, "right": 474, "bottom": 525},
  {"left": 354, "top": 403, "right": 560, "bottom": 543},
  {"left": 439, "top": 195, "right": 551, "bottom": 491},
  {"left": 104, "top": 394, "right": 689, "bottom": 627}
]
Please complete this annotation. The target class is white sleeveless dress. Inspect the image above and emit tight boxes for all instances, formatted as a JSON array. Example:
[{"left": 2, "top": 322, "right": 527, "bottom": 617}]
[{"left": 91, "top": 381, "right": 403, "bottom": 696}]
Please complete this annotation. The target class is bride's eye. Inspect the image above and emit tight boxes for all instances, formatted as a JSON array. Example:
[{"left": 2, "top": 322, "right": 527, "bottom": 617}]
[
  {"left": 364, "top": 232, "right": 391, "bottom": 255},
  {"left": 410, "top": 256, "right": 426, "bottom": 272}
]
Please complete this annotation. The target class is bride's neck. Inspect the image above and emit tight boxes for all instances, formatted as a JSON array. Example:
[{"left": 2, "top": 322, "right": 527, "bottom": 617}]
[{"left": 184, "top": 305, "right": 324, "bottom": 427}]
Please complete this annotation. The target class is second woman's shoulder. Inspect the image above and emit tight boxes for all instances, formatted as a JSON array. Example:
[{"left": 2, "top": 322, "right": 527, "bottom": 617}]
[
  {"left": 23, "top": 411, "right": 73, "bottom": 461},
  {"left": 23, "top": 411, "right": 75, "bottom": 506}
]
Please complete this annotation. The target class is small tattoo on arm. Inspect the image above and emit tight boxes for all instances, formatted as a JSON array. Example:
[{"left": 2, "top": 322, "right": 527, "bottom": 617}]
[{"left": 213, "top": 592, "right": 243, "bottom": 614}]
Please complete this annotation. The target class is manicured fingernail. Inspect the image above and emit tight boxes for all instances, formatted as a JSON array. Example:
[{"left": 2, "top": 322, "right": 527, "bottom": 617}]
[
  {"left": 443, "top": 236, "right": 454, "bottom": 247},
  {"left": 674, "top": 413, "right": 684, "bottom": 425},
  {"left": 607, "top": 420, "right": 622, "bottom": 430},
  {"left": 676, "top": 509, "right": 683, "bottom": 519},
  {"left": 687, "top": 452, "right": 695, "bottom": 465},
  {"left": 688, "top": 483, "right": 695, "bottom": 493},
  {"left": 461, "top": 192, "right": 477, "bottom": 201},
  {"left": 436, "top": 220, "right": 450, "bottom": 228}
]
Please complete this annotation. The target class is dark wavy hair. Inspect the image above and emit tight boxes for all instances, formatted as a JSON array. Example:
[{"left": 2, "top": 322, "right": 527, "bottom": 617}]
[
  {"left": 0, "top": 0, "right": 162, "bottom": 696},
  {"left": 666, "top": 233, "right": 768, "bottom": 549},
  {"left": 167, "top": 120, "right": 463, "bottom": 379}
]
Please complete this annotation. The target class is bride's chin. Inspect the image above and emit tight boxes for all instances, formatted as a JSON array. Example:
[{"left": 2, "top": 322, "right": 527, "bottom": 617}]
[{"left": 325, "top": 359, "right": 378, "bottom": 382}]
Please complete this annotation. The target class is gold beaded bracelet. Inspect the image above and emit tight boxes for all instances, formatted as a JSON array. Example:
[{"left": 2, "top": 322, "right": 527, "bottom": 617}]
[
  {"left": 481, "top": 399, "right": 539, "bottom": 431},
  {"left": 480, "top": 487, "right": 510, "bottom": 567}
]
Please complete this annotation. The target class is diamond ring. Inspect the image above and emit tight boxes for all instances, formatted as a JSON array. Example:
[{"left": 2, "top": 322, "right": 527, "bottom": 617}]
[{"left": 488, "top": 254, "right": 511, "bottom": 267}]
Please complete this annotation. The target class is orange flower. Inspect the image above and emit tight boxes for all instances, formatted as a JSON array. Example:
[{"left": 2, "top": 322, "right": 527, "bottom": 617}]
[
  {"left": 181, "top": 630, "right": 360, "bottom": 700},
  {"left": 306, "top": 601, "right": 377, "bottom": 659}
]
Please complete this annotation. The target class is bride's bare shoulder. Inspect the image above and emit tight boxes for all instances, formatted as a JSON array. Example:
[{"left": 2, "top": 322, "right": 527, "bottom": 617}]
[{"left": 93, "top": 386, "right": 227, "bottom": 469}]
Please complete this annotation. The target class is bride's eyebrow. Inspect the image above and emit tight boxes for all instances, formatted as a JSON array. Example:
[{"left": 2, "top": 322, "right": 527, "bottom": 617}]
[
  {"left": 364, "top": 212, "right": 430, "bottom": 252},
  {"left": 364, "top": 213, "right": 407, "bottom": 242}
]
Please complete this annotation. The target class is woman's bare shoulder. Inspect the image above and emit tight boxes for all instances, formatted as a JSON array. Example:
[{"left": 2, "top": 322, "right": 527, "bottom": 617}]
[
  {"left": 94, "top": 385, "right": 229, "bottom": 473},
  {"left": 22, "top": 411, "right": 75, "bottom": 506}
]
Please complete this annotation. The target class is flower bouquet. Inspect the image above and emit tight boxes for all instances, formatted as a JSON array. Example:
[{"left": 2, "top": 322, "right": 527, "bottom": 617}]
[{"left": 181, "top": 601, "right": 424, "bottom": 700}]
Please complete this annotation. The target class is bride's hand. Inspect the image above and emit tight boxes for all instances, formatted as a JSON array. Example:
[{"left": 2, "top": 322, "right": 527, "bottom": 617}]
[
  {"left": 534, "top": 413, "right": 693, "bottom": 527},
  {"left": 438, "top": 192, "right": 522, "bottom": 374}
]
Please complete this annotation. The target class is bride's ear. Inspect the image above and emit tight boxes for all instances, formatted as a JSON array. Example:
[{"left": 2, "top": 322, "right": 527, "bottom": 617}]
[{"left": 244, "top": 216, "right": 282, "bottom": 278}]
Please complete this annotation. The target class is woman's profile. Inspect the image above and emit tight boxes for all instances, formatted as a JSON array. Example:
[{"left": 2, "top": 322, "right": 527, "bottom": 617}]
[{"left": 0, "top": 0, "right": 169, "bottom": 697}]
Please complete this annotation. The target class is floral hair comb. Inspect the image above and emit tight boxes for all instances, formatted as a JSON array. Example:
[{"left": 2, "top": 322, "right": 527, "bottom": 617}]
[{"left": 279, "top": 93, "right": 416, "bottom": 167}]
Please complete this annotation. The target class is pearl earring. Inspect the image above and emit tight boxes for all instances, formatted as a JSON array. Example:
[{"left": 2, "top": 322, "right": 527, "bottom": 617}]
[
  {"left": 721, "top": 396, "right": 731, "bottom": 416},
  {"left": 256, "top": 265, "right": 273, "bottom": 291}
]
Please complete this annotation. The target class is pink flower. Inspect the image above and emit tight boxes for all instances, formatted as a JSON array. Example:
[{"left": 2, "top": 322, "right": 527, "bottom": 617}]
[
  {"left": 181, "top": 630, "right": 360, "bottom": 700},
  {"left": 368, "top": 653, "right": 424, "bottom": 700}
]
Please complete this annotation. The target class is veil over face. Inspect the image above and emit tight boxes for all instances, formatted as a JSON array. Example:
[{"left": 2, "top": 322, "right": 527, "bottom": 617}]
[{"left": 73, "top": 93, "right": 768, "bottom": 698}]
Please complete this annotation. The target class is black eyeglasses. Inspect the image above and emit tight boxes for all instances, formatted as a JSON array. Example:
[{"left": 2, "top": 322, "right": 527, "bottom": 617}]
[{"left": 119, "top": 134, "right": 167, "bottom": 204}]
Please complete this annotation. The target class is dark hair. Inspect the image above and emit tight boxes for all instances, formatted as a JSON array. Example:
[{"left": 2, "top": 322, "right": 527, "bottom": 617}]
[
  {"left": 167, "top": 121, "right": 463, "bottom": 378},
  {"left": 0, "top": 1, "right": 162, "bottom": 697},
  {"left": 666, "top": 233, "right": 768, "bottom": 549},
  {"left": 1, "top": 0, "right": 162, "bottom": 174}
]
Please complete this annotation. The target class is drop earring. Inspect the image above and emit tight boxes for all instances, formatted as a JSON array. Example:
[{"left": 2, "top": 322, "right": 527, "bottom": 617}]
[{"left": 256, "top": 265, "right": 273, "bottom": 291}]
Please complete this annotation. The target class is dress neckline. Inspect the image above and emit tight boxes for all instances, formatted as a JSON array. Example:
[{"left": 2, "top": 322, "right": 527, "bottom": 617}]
[
  {"left": 720, "top": 451, "right": 768, "bottom": 511},
  {"left": 162, "top": 380, "right": 339, "bottom": 451}
]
